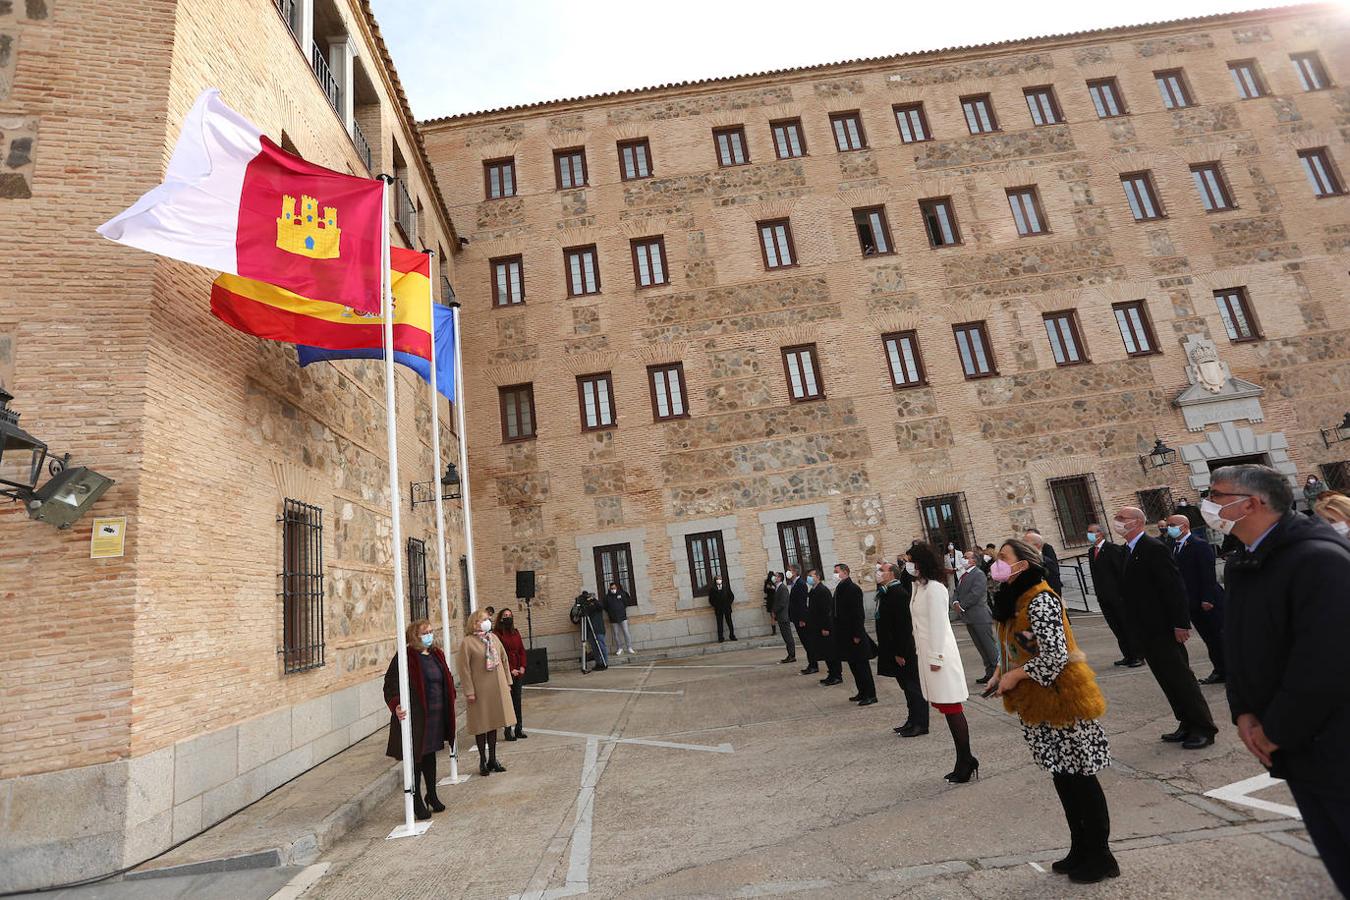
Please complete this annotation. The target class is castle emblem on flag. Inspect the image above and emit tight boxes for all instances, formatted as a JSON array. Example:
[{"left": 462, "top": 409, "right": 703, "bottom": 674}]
[{"left": 276, "top": 194, "right": 341, "bottom": 259}]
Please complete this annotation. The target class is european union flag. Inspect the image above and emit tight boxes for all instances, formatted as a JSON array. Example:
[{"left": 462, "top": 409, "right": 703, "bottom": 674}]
[{"left": 296, "top": 302, "right": 456, "bottom": 401}]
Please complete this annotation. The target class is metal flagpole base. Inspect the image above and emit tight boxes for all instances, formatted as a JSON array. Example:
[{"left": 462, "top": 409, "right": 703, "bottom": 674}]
[
  {"left": 386, "top": 820, "right": 432, "bottom": 840},
  {"left": 438, "top": 741, "right": 471, "bottom": 785}
]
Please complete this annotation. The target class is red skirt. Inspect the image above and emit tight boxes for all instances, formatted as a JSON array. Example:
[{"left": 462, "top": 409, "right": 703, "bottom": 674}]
[{"left": 931, "top": 701, "right": 964, "bottom": 715}]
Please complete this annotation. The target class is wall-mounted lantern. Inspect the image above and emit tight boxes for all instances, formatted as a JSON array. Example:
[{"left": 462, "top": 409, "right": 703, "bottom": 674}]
[
  {"left": 0, "top": 388, "right": 115, "bottom": 528},
  {"left": 1139, "top": 437, "right": 1178, "bottom": 473},
  {"left": 410, "top": 463, "right": 461, "bottom": 508},
  {"left": 1321, "top": 412, "right": 1350, "bottom": 448}
]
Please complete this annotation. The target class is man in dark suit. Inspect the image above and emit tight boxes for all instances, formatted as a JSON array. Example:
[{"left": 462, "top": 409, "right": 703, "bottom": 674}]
[
  {"left": 788, "top": 570, "right": 815, "bottom": 675},
  {"left": 1024, "top": 528, "right": 1063, "bottom": 594},
  {"left": 807, "top": 570, "right": 841, "bottom": 685},
  {"left": 1086, "top": 523, "right": 1143, "bottom": 667},
  {"left": 772, "top": 569, "right": 796, "bottom": 664},
  {"left": 1167, "top": 514, "right": 1225, "bottom": 684},
  {"left": 832, "top": 563, "right": 876, "bottom": 706},
  {"left": 1114, "top": 506, "right": 1217, "bottom": 749}
]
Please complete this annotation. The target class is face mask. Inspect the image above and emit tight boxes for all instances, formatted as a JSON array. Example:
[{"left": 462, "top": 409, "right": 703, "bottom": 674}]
[
  {"left": 1086, "top": 532, "right": 1099, "bottom": 545},
  {"left": 1332, "top": 521, "right": 1349, "bottom": 536},
  {"left": 480, "top": 619, "right": 493, "bottom": 633},
  {"left": 420, "top": 633, "right": 434, "bottom": 647},
  {"left": 1111, "top": 519, "right": 1130, "bottom": 536},
  {"left": 1166, "top": 525, "right": 1183, "bottom": 539},
  {"left": 715, "top": 579, "right": 723, "bottom": 586},
  {"left": 982, "top": 555, "right": 992, "bottom": 563},
  {"left": 501, "top": 617, "right": 513, "bottom": 628},
  {"left": 806, "top": 576, "right": 816, "bottom": 587},
  {"left": 989, "top": 560, "right": 1013, "bottom": 582},
  {"left": 1201, "top": 498, "right": 1246, "bottom": 536},
  {"left": 785, "top": 572, "right": 794, "bottom": 582},
  {"left": 904, "top": 561, "right": 917, "bottom": 577},
  {"left": 829, "top": 573, "right": 842, "bottom": 585}
]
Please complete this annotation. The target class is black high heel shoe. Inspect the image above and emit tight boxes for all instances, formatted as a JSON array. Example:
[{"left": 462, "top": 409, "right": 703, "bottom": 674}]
[
  {"left": 945, "top": 757, "right": 980, "bottom": 784},
  {"left": 479, "top": 760, "right": 491, "bottom": 777}
]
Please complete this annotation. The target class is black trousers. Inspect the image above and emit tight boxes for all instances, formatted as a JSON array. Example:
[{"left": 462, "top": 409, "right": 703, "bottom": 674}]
[
  {"left": 894, "top": 664, "right": 930, "bottom": 728},
  {"left": 823, "top": 637, "right": 842, "bottom": 679},
  {"left": 1099, "top": 597, "right": 1139, "bottom": 660},
  {"left": 1288, "top": 779, "right": 1350, "bottom": 896},
  {"left": 509, "top": 680, "right": 523, "bottom": 730},
  {"left": 794, "top": 623, "right": 816, "bottom": 666},
  {"left": 1189, "top": 603, "right": 1225, "bottom": 674},
  {"left": 713, "top": 604, "right": 736, "bottom": 640},
  {"left": 1141, "top": 634, "right": 1217, "bottom": 737},
  {"left": 846, "top": 654, "right": 876, "bottom": 700}
]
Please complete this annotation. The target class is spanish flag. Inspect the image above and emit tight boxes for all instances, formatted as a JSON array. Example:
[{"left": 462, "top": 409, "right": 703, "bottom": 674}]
[{"left": 209, "top": 246, "right": 432, "bottom": 359}]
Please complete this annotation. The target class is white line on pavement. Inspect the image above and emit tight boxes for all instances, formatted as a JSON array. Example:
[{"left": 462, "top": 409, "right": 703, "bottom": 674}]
[
  {"left": 649, "top": 663, "right": 777, "bottom": 669},
  {"left": 1028, "top": 862, "right": 1047, "bottom": 874},
  {"left": 524, "top": 686, "right": 684, "bottom": 695},
  {"left": 527, "top": 727, "right": 734, "bottom": 753},
  {"left": 268, "top": 862, "right": 331, "bottom": 900},
  {"left": 1204, "top": 773, "right": 1303, "bottom": 820}
]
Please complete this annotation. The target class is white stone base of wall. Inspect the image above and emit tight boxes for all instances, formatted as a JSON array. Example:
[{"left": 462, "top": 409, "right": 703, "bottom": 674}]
[{"left": 0, "top": 677, "right": 387, "bottom": 894}]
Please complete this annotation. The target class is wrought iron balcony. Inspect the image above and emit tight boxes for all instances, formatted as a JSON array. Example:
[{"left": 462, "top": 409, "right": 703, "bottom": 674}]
[
  {"left": 440, "top": 274, "right": 455, "bottom": 305},
  {"left": 275, "top": 0, "right": 299, "bottom": 39},
  {"left": 396, "top": 176, "right": 416, "bottom": 243},
  {"left": 311, "top": 41, "right": 341, "bottom": 114},
  {"left": 352, "top": 118, "right": 372, "bottom": 171}
]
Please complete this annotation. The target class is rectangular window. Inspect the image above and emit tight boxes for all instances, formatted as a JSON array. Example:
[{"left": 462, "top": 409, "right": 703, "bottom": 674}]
[
  {"left": 554, "top": 147, "right": 588, "bottom": 189},
  {"left": 1136, "top": 487, "right": 1175, "bottom": 524},
  {"left": 406, "top": 538, "right": 428, "bottom": 622},
  {"left": 1120, "top": 171, "right": 1165, "bottom": 221},
  {"left": 490, "top": 255, "right": 524, "bottom": 306},
  {"left": 564, "top": 245, "right": 600, "bottom": 296},
  {"left": 1155, "top": 69, "right": 1194, "bottom": 109},
  {"left": 1006, "top": 186, "right": 1048, "bottom": 235},
  {"left": 777, "top": 518, "right": 821, "bottom": 577},
  {"left": 618, "top": 138, "right": 652, "bottom": 180},
  {"left": 1321, "top": 461, "right": 1350, "bottom": 494},
  {"left": 757, "top": 218, "right": 796, "bottom": 269},
  {"left": 578, "top": 372, "right": 616, "bottom": 430},
  {"left": 917, "top": 493, "right": 974, "bottom": 551},
  {"left": 852, "top": 206, "right": 893, "bottom": 256},
  {"left": 1215, "top": 287, "right": 1261, "bottom": 342},
  {"left": 713, "top": 126, "right": 749, "bottom": 167},
  {"left": 630, "top": 236, "right": 668, "bottom": 288},
  {"left": 685, "top": 531, "right": 727, "bottom": 597},
  {"left": 594, "top": 543, "right": 634, "bottom": 600},
  {"left": 782, "top": 344, "right": 824, "bottom": 401},
  {"left": 1024, "top": 86, "right": 1063, "bottom": 125},
  {"left": 280, "top": 498, "right": 325, "bottom": 674},
  {"left": 1087, "top": 77, "right": 1126, "bottom": 118},
  {"left": 771, "top": 118, "right": 806, "bottom": 159},
  {"left": 499, "top": 383, "right": 536, "bottom": 442},
  {"left": 1112, "top": 300, "right": 1159, "bottom": 357},
  {"left": 961, "top": 94, "right": 998, "bottom": 134},
  {"left": 1043, "top": 310, "right": 1089, "bottom": 367},
  {"left": 1299, "top": 147, "right": 1346, "bottom": 197},
  {"left": 830, "top": 111, "right": 867, "bottom": 151},
  {"left": 883, "top": 331, "right": 925, "bottom": 388},
  {"left": 1291, "top": 52, "right": 1332, "bottom": 91},
  {"left": 953, "top": 321, "right": 996, "bottom": 379},
  {"left": 919, "top": 197, "right": 961, "bottom": 247},
  {"left": 1048, "top": 474, "right": 1107, "bottom": 549},
  {"left": 483, "top": 158, "right": 516, "bottom": 199},
  {"left": 893, "top": 103, "right": 931, "bottom": 143},
  {"left": 1190, "top": 162, "right": 1236, "bottom": 211},
  {"left": 648, "top": 363, "right": 688, "bottom": 420},
  {"left": 1228, "top": 59, "right": 1268, "bottom": 99}
]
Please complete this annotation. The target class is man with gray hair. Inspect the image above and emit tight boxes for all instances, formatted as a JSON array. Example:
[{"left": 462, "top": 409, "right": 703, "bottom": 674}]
[{"left": 1209, "top": 464, "right": 1350, "bottom": 895}]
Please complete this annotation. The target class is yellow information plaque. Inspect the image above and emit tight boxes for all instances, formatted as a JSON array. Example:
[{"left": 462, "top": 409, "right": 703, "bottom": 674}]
[{"left": 90, "top": 516, "right": 126, "bottom": 559}]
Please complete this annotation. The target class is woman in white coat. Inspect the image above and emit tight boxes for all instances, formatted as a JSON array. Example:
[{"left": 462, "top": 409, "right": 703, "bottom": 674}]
[{"left": 909, "top": 542, "right": 978, "bottom": 783}]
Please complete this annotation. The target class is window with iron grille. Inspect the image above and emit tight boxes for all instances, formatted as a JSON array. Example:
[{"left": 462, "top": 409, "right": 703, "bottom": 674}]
[
  {"left": 953, "top": 321, "right": 997, "bottom": 379},
  {"left": 280, "top": 498, "right": 325, "bottom": 673},
  {"left": 1043, "top": 310, "right": 1089, "bottom": 367},
  {"left": 648, "top": 363, "right": 688, "bottom": 420},
  {"left": 757, "top": 218, "right": 796, "bottom": 269},
  {"left": 893, "top": 103, "right": 930, "bottom": 143},
  {"left": 594, "top": 543, "right": 634, "bottom": 598},
  {"left": 578, "top": 372, "right": 616, "bottom": 430},
  {"left": 484, "top": 158, "right": 516, "bottom": 199},
  {"left": 554, "top": 147, "right": 588, "bottom": 189},
  {"left": 830, "top": 111, "right": 867, "bottom": 151},
  {"left": 1112, "top": 301, "right": 1160, "bottom": 357},
  {"left": 852, "top": 206, "right": 893, "bottom": 256},
  {"left": 1087, "top": 78, "right": 1126, "bottom": 118},
  {"left": 777, "top": 519, "right": 821, "bottom": 577},
  {"left": 771, "top": 118, "right": 806, "bottom": 159},
  {"left": 919, "top": 197, "right": 961, "bottom": 247},
  {"left": 1299, "top": 148, "right": 1346, "bottom": 198},
  {"left": 618, "top": 138, "right": 652, "bottom": 180},
  {"left": 1228, "top": 60, "right": 1268, "bottom": 99},
  {"left": 782, "top": 344, "right": 824, "bottom": 401},
  {"left": 491, "top": 255, "right": 524, "bottom": 306},
  {"left": 459, "top": 554, "right": 471, "bottom": 616},
  {"left": 631, "top": 236, "right": 668, "bottom": 288},
  {"left": 499, "top": 383, "right": 536, "bottom": 442},
  {"left": 883, "top": 331, "right": 926, "bottom": 388},
  {"left": 1024, "top": 86, "right": 1063, "bottom": 125},
  {"left": 565, "top": 245, "right": 600, "bottom": 296},
  {"left": 713, "top": 126, "right": 749, "bottom": 167},
  {"left": 961, "top": 94, "right": 998, "bottom": 134},
  {"left": 1048, "top": 474, "right": 1107, "bottom": 549},
  {"left": 1007, "top": 186, "right": 1048, "bottom": 235},
  {"left": 917, "top": 493, "right": 974, "bottom": 551},
  {"left": 1191, "top": 162, "right": 1236, "bottom": 211},
  {"left": 1155, "top": 69, "right": 1194, "bottom": 109},
  {"left": 1291, "top": 52, "right": 1332, "bottom": 91},
  {"left": 1321, "top": 461, "right": 1350, "bottom": 493},
  {"left": 685, "top": 531, "right": 727, "bottom": 597},
  {"left": 1215, "top": 287, "right": 1261, "bottom": 342},
  {"left": 1136, "top": 487, "right": 1175, "bottom": 524},
  {"left": 1120, "top": 171, "right": 1165, "bottom": 221},
  {"left": 406, "top": 538, "right": 429, "bottom": 622}
]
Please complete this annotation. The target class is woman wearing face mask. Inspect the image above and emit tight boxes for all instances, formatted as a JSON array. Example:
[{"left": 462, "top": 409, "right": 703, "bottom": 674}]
[
  {"left": 1313, "top": 492, "right": 1350, "bottom": 538},
  {"left": 1303, "top": 475, "right": 1327, "bottom": 513},
  {"left": 988, "top": 539, "right": 1114, "bottom": 883},
  {"left": 384, "top": 619, "right": 456, "bottom": 820},
  {"left": 708, "top": 574, "right": 737, "bottom": 642},
  {"left": 496, "top": 608, "right": 528, "bottom": 741},
  {"left": 458, "top": 608, "right": 516, "bottom": 777},
  {"left": 907, "top": 543, "right": 976, "bottom": 782}
]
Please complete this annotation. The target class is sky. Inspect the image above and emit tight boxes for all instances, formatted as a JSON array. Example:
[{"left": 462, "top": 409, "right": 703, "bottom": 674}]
[{"left": 368, "top": 0, "right": 1318, "bottom": 121}]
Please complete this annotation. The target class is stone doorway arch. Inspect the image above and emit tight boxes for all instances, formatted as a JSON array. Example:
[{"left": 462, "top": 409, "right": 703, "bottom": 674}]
[{"left": 1178, "top": 421, "right": 1298, "bottom": 492}]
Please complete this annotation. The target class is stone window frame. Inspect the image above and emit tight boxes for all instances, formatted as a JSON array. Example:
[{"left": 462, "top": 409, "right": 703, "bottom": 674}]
[
  {"left": 960, "top": 93, "right": 1000, "bottom": 134},
  {"left": 893, "top": 102, "right": 932, "bottom": 143},
  {"left": 577, "top": 528, "right": 656, "bottom": 616},
  {"left": 1190, "top": 162, "right": 1237, "bottom": 212},
  {"left": 1042, "top": 310, "right": 1091, "bottom": 368},
  {"left": 483, "top": 157, "right": 516, "bottom": 199},
  {"left": 577, "top": 371, "right": 618, "bottom": 431},
  {"left": 1227, "top": 59, "right": 1269, "bottom": 100},
  {"left": 770, "top": 118, "right": 808, "bottom": 159},
  {"left": 684, "top": 531, "right": 728, "bottom": 598},
  {"left": 781, "top": 343, "right": 825, "bottom": 402},
  {"left": 1214, "top": 286, "right": 1263, "bottom": 344},
  {"left": 952, "top": 321, "right": 998, "bottom": 379},
  {"left": 1046, "top": 473, "right": 1108, "bottom": 550},
  {"left": 647, "top": 362, "right": 689, "bottom": 421},
  {"left": 757, "top": 218, "right": 798, "bottom": 269},
  {"left": 713, "top": 125, "right": 751, "bottom": 167},
  {"left": 919, "top": 196, "right": 962, "bottom": 247},
  {"left": 1023, "top": 85, "right": 1064, "bottom": 126},
  {"left": 882, "top": 330, "right": 927, "bottom": 388},
  {"left": 1087, "top": 77, "right": 1128, "bottom": 119},
  {"left": 1154, "top": 68, "right": 1196, "bottom": 110},
  {"left": 1298, "top": 147, "right": 1346, "bottom": 198},
  {"left": 553, "top": 147, "right": 589, "bottom": 190},
  {"left": 851, "top": 205, "right": 895, "bottom": 257},
  {"left": 1290, "top": 51, "right": 1333, "bottom": 92},
  {"left": 618, "top": 137, "right": 653, "bottom": 180},
  {"left": 829, "top": 110, "right": 868, "bottom": 152},
  {"left": 667, "top": 515, "right": 746, "bottom": 612},
  {"left": 563, "top": 244, "right": 602, "bottom": 296},
  {"left": 1111, "top": 300, "right": 1162, "bottom": 358},
  {"left": 758, "top": 504, "right": 837, "bottom": 588},
  {"left": 630, "top": 235, "right": 669, "bottom": 289},
  {"left": 1119, "top": 170, "right": 1167, "bottom": 222},
  {"left": 490, "top": 254, "right": 525, "bottom": 306},
  {"left": 916, "top": 492, "right": 976, "bottom": 551},
  {"left": 498, "top": 383, "right": 537, "bottom": 442},
  {"left": 1005, "top": 185, "right": 1050, "bottom": 236}
]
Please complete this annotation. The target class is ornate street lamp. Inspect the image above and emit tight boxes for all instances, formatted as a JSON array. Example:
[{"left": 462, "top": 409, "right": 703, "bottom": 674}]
[
  {"left": 1139, "top": 437, "right": 1178, "bottom": 473},
  {"left": 410, "top": 463, "right": 462, "bottom": 508},
  {"left": 0, "top": 387, "right": 48, "bottom": 500},
  {"left": 1320, "top": 412, "right": 1350, "bottom": 448}
]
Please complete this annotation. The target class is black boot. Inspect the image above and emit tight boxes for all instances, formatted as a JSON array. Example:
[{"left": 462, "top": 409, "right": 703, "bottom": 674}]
[
  {"left": 515, "top": 724, "right": 528, "bottom": 739},
  {"left": 1051, "top": 773, "right": 1084, "bottom": 874},
  {"left": 487, "top": 732, "right": 506, "bottom": 773},
  {"left": 504, "top": 727, "right": 517, "bottom": 742},
  {"left": 421, "top": 753, "right": 445, "bottom": 812},
  {"left": 476, "top": 734, "right": 490, "bottom": 776},
  {"left": 1068, "top": 775, "right": 1119, "bottom": 883},
  {"left": 413, "top": 793, "right": 432, "bottom": 821}
]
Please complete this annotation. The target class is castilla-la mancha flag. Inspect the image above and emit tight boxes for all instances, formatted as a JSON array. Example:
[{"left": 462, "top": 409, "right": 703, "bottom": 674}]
[{"left": 98, "top": 88, "right": 384, "bottom": 314}]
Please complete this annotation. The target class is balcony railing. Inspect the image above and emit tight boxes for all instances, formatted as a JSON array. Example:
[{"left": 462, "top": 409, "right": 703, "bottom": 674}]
[
  {"left": 440, "top": 274, "right": 455, "bottom": 305},
  {"left": 395, "top": 176, "right": 416, "bottom": 243},
  {"left": 311, "top": 41, "right": 341, "bottom": 114},
  {"left": 275, "top": 0, "right": 299, "bottom": 39},
  {"left": 352, "top": 118, "right": 372, "bottom": 171}
]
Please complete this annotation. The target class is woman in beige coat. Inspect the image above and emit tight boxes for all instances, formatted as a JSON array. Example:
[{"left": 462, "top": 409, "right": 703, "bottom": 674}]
[
  {"left": 909, "top": 542, "right": 977, "bottom": 784},
  {"left": 458, "top": 608, "right": 516, "bottom": 776}
]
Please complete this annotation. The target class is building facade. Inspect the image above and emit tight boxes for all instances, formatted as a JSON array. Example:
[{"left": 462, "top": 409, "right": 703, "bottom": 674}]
[
  {"left": 0, "top": 0, "right": 466, "bottom": 891},
  {"left": 421, "top": 4, "right": 1350, "bottom": 655}
]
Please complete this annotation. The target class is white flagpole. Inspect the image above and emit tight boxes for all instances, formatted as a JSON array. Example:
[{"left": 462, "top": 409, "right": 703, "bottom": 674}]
[
  {"left": 381, "top": 177, "right": 428, "bottom": 840},
  {"left": 451, "top": 302, "right": 479, "bottom": 616}
]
